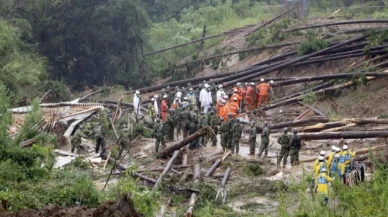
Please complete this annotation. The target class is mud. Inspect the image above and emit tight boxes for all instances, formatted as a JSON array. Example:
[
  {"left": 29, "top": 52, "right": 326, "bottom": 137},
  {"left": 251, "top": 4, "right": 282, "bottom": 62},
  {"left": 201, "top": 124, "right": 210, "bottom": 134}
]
[{"left": 1, "top": 196, "right": 140, "bottom": 217}]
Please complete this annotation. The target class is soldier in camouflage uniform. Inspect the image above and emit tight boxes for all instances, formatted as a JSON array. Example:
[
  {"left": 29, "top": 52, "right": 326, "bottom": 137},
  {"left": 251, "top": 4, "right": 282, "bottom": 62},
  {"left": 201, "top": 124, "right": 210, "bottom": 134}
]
[
  {"left": 189, "top": 107, "right": 199, "bottom": 135},
  {"left": 93, "top": 122, "right": 106, "bottom": 153},
  {"left": 231, "top": 119, "right": 243, "bottom": 154},
  {"left": 277, "top": 128, "right": 291, "bottom": 168},
  {"left": 71, "top": 125, "right": 87, "bottom": 154},
  {"left": 153, "top": 119, "right": 165, "bottom": 153},
  {"left": 174, "top": 106, "right": 182, "bottom": 140},
  {"left": 258, "top": 121, "right": 270, "bottom": 158},
  {"left": 289, "top": 128, "right": 302, "bottom": 165},
  {"left": 164, "top": 109, "right": 175, "bottom": 141},
  {"left": 226, "top": 114, "right": 236, "bottom": 149},
  {"left": 208, "top": 110, "right": 218, "bottom": 146},
  {"left": 199, "top": 111, "right": 209, "bottom": 146},
  {"left": 119, "top": 128, "right": 131, "bottom": 151},
  {"left": 219, "top": 117, "right": 229, "bottom": 152},
  {"left": 249, "top": 123, "right": 257, "bottom": 155},
  {"left": 179, "top": 105, "right": 191, "bottom": 139}
]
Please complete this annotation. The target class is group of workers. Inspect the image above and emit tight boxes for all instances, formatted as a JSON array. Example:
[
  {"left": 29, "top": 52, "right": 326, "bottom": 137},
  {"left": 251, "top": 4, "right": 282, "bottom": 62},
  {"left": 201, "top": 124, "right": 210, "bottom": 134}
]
[
  {"left": 312, "top": 140, "right": 356, "bottom": 205},
  {"left": 71, "top": 122, "right": 106, "bottom": 154}
]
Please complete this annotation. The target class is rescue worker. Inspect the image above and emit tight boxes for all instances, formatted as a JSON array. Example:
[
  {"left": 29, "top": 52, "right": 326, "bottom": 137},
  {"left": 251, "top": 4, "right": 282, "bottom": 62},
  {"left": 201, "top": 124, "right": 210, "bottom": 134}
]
[
  {"left": 71, "top": 125, "right": 87, "bottom": 154},
  {"left": 201, "top": 84, "right": 213, "bottom": 113},
  {"left": 179, "top": 105, "right": 191, "bottom": 138},
  {"left": 226, "top": 114, "right": 236, "bottom": 149},
  {"left": 245, "top": 82, "right": 255, "bottom": 111},
  {"left": 216, "top": 92, "right": 224, "bottom": 114},
  {"left": 277, "top": 128, "right": 290, "bottom": 168},
  {"left": 181, "top": 97, "right": 190, "bottom": 109},
  {"left": 175, "top": 87, "right": 182, "bottom": 103},
  {"left": 314, "top": 151, "right": 327, "bottom": 171},
  {"left": 210, "top": 82, "right": 217, "bottom": 102},
  {"left": 341, "top": 144, "right": 355, "bottom": 184},
  {"left": 171, "top": 97, "right": 179, "bottom": 109},
  {"left": 219, "top": 117, "right": 229, "bottom": 152},
  {"left": 216, "top": 85, "right": 225, "bottom": 101},
  {"left": 152, "top": 119, "right": 165, "bottom": 153},
  {"left": 315, "top": 167, "right": 334, "bottom": 205},
  {"left": 231, "top": 89, "right": 243, "bottom": 105},
  {"left": 330, "top": 154, "right": 341, "bottom": 178},
  {"left": 229, "top": 97, "right": 240, "bottom": 118},
  {"left": 119, "top": 127, "right": 131, "bottom": 151},
  {"left": 327, "top": 146, "right": 338, "bottom": 173},
  {"left": 258, "top": 121, "right": 270, "bottom": 158},
  {"left": 133, "top": 90, "right": 141, "bottom": 117},
  {"left": 186, "top": 88, "right": 197, "bottom": 107},
  {"left": 218, "top": 99, "right": 227, "bottom": 120},
  {"left": 208, "top": 110, "right": 218, "bottom": 146},
  {"left": 199, "top": 112, "right": 209, "bottom": 146},
  {"left": 161, "top": 94, "right": 169, "bottom": 121},
  {"left": 222, "top": 96, "right": 230, "bottom": 122},
  {"left": 315, "top": 156, "right": 328, "bottom": 176},
  {"left": 257, "top": 79, "right": 272, "bottom": 107},
  {"left": 93, "top": 122, "right": 106, "bottom": 154},
  {"left": 174, "top": 105, "right": 182, "bottom": 140},
  {"left": 199, "top": 84, "right": 207, "bottom": 109},
  {"left": 148, "top": 99, "right": 156, "bottom": 120},
  {"left": 249, "top": 123, "right": 257, "bottom": 155},
  {"left": 154, "top": 95, "right": 160, "bottom": 118},
  {"left": 189, "top": 107, "right": 199, "bottom": 135},
  {"left": 231, "top": 119, "right": 243, "bottom": 154},
  {"left": 289, "top": 128, "right": 301, "bottom": 165},
  {"left": 164, "top": 109, "right": 175, "bottom": 141}
]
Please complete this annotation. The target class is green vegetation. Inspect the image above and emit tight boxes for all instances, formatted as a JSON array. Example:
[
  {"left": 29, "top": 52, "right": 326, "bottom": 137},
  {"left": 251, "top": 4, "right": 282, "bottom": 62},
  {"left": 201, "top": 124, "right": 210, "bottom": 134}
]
[
  {"left": 246, "top": 18, "right": 291, "bottom": 47},
  {"left": 302, "top": 91, "right": 318, "bottom": 104},
  {"left": 297, "top": 32, "right": 329, "bottom": 55}
]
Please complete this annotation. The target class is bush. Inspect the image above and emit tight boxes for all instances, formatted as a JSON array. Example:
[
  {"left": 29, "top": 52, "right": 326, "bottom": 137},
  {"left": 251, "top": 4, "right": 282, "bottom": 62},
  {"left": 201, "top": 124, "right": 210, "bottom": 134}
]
[{"left": 297, "top": 33, "right": 329, "bottom": 55}]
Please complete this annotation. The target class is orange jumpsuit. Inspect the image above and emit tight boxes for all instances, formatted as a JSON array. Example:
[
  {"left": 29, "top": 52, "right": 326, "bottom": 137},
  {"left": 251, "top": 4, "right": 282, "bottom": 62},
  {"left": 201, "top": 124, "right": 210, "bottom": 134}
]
[
  {"left": 257, "top": 83, "right": 271, "bottom": 107},
  {"left": 161, "top": 99, "right": 168, "bottom": 121},
  {"left": 222, "top": 104, "right": 230, "bottom": 122},
  {"left": 216, "top": 99, "right": 222, "bottom": 114},
  {"left": 245, "top": 86, "right": 254, "bottom": 111},
  {"left": 230, "top": 93, "right": 243, "bottom": 105},
  {"left": 229, "top": 101, "right": 240, "bottom": 118}
]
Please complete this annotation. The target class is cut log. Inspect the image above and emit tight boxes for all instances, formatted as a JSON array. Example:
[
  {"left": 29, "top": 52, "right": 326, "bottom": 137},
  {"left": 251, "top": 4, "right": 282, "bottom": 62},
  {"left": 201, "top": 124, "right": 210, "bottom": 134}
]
[
  {"left": 182, "top": 154, "right": 188, "bottom": 166},
  {"left": 301, "top": 145, "right": 386, "bottom": 162},
  {"left": 254, "top": 117, "right": 329, "bottom": 133},
  {"left": 302, "top": 121, "right": 349, "bottom": 132},
  {"left": 185, "top": 164, "right": 201, "bottom": 217},
  {"left": 298, "top": 102, "right": 327, "bottom": 117},
  {"left": 20, "top": 138, "right": 37, "bottom": 148},
  {"left": 294, "top": 109, "right": 311, "bottom": 121},
  {"left": 153, "top": 149, "right": 184, "bottom": 190},
  {"left": 158, "top": 128, "right": 207, "bottom": 158},
  {"left": 221, "top": 167, "right": 232, "bottom": 187},
  {"left": 299, "top": 130, "right": 388, "bottom": 140},
  {"left": 205, "top": 159, "right": 221, "bottom": 177}
]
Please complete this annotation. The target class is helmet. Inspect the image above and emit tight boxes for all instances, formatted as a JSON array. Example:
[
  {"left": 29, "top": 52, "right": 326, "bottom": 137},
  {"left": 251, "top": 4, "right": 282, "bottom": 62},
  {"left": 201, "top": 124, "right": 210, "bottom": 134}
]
[
  {"left": 320, "top": 151, "right": 325, "bottom": 156},
  {"left": 154, "top": 95, "right": 159, "bottom": 98},
  {"left": 321, "top": 167, "right": 327, "bottom": 172},
  {"left": 223, "top": 95, "right": 229, "bottom": 99},
  {"left": 334, "top": 154, "right": 340, "bottom": 159},
  {"left": 343, "top": 145, "right": 348, "bottom": 150},
  {"left": 236, "top": 82, "right": 242, "bottom": 87},
  {"left": 175, "top": 86, "right": 179, "bottom": 90},
  {"left": 233, "top": 97, "right": 237, "bottom": 101},
  {"left": 151, "top": 98, "right": 155, "bottom": 101},
  {"left": 260, "top": 78, "right": 265, "bottom": 82},
  {"left": 135, "top": 90, "right": 140, "bottom": 94},
  {"left": 189, "top": 88, "right": 193, "bottom": 91},
  {"left": 335, "top": 147, "right": 341, "bottom": 153},
  {"left": 161, "top": 88, "right": 166, "bottom": 92},
  {"left": 220, "top": 99, "right": 226, "bottom": 104},
  {"left": 245, "top": 82, "right": 248, "bottom": 86},
  {"left": 251, "top": 123, "right": 255, "bottom": 127},
  {"left": 293, "top": 128, "right": 297, "bottom": 133},
  {"left": 166, "top": 86, "right": 170, "bottom": 89},
  {"left": 233, "top": 89, "right": 238, "bottom": 93},
  {"left": 283, "top": 127, "right": 288, "bottom": 133},
  {"left": 264, "top": 121, "right": 268, "bottom": 126},
  {"left": 183, "top": 97, "right": 188, "bottom": 101},
  {"left": 156, "top": 119, "right": 160, "bottom": 123},
  {"left": 188, "top": 83, "right": 191, "bottom": 86},
  {"left": 194, "top": 107, "right": 198, "bottom": 112},
  {"left": 331, "top": 145, "right": 337, "bottom": 151},
  {"left": 163, "top": 94, "right": 168, "bottom": 98},
  {"left": 218, "top": 84, "right": 223, "bottom": 88},
  {"left": 220, "top": 117, "right": 224, "bottom": 121},
  {"left": 270, "top": 80, "right": 274, "bottom": 84},
  {"left": 204, "top": 84, "right": 209, "bottom": 88},
  {"left": 250, "top": 82, "right": 255, "bottom": 86},
  {"left": 318, "top": 156, "right": 324, "bottom": 161},
  {"left": 210, "top": 110, "right": 214, "bottom": 114},
  {"left": 236, "top": 118, "right": 240, "bottom": 123}
]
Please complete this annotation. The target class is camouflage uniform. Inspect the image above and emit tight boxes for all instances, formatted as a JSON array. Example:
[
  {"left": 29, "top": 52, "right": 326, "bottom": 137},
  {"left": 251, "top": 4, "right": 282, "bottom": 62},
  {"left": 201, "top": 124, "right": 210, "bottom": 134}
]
[
  {"left": 289, "top": 131, "right": 302, "bottom": 165},
  {"left": 174, "top": 107, "right": 182, "bottom": 139},
  {"left": 249, "top": 125, "right": 257, "bottom": 155},
  {"left": 71, "top": 128, "right": 87, "bottom": 154},
  {"left": 153, "top": 120, "right": 165, "bottom": 153},
  {"left": 258, "top": 126, "right": 270, "bottom": 157},
  {"left": 219, "top": 120, "right": 230, "bottom": 151},
  {"left": 231, "top": 121, "right": 242, "bottom": 154},
  {"left": 277, "top": 130, "right": 291, "bottom": 167},
  {"left": 179, "top": 107, "right": 191, "bottom": 138},
  {"left": 189, "top": 109, "right": 199, "bottom": 135},
  {"left": 164, "top": 112, "right": 175, "bottom": 141},
  {"left": 226, "top": 117, "right": 236, "bottom": 149},
  {"left": 93, "top": 123, "right": 106, "bottom": 153},
  {"left": 119, "top": 128, "right": 131, "bottom": 151},
  {"left": 199, "top": 113, "right": 209, "bottom": 146},
  {"left": 208, "top": 111, "right": 218, "bottom": 146}
]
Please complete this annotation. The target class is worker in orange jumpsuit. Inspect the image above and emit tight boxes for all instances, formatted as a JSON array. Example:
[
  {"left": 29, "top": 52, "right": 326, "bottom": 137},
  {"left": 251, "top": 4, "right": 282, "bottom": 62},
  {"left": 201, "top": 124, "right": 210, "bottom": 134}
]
[
  {"left": 257, "top": 79, "right": 272, "bottom": 107},
  {"left": 218, "top": 100, "right": 228, "bottom": 122},
  {"left": 171, "top": 97, "right": 179, "bottom": 109},
  {"left": 229, "top": 97, "right": 240, "bottom": 118},
  {"left": 230, "top": 89, "right": 243, "bottom": 105},
  {"left": 245, "top": 83, "right": 255, "bottom": 111},
  {"left": 161, "top": 95, "right": 169, "bottom": 121},
  {"left": 216, "top": 93, "right": 224, "bottom": 114}
]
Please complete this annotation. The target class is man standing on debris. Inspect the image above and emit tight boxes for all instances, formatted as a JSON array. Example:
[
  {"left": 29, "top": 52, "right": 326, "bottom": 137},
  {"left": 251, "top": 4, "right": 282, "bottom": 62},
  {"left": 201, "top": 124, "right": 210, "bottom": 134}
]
[
  {"left": 148, "top": 99, "right": 156, "bottom": 120},
  {"left": 93, "top": 122, "right": 106, "bottom": 154},
  {"left": 314, "top": 151, "right": 327, "bottom": 171},
  {"left": 315, "top": 167, "right": 334, "bottom": 205},
  {"left": 245, "top": 83, "right": 255, "bottom": 111},
  {"left": 315, "top": 156, "right": 328, "bottom": 176},
  {"left": 133, "top": 90, "right": 141, "bottom": 117},
  {"left": 327, "top": 146, "right": 337, "bottom": 172},
  {"left": 277, "top": 128, "right": 290, "bottom": 168},
  {"left": 174, "top": 105, "right": 182, "bottom": 140},
  {"left": 219, "top": 117, "right": 229, "bottom": 152},
  {"left": 231, "top": 119, "right": 243, "bottom": 154},
  {"left": 201, "top": 84, "right": 213, "bottom": 113},
  {"left": 164, "top": 109, "right": 175, "bottom": 142},
  {"left": 257, "top": 78, "right": 272, "bottom": 107},
  {"left": 226, "top": 114, "right": 235, "bottom": 150},
  {"left": 258, "top": 121, "right": 270, "bottom": 158},
  {"left": 186, "top": 88, "right": 197, "bottom": 107},
  {"left": 179, "top": 105, "right": 191, "bottom": 138},
  {"left": 199, "top": 111, "right": 209, "bottom": 146},
  {"left": 341, "top": 144, "right": 355, "bottom": 182},
  {"left": 229, "top": 97, "right": 240, "bottom": 119},
  {"left": 216, "top": 85, "right": 225, "bottom": 102},
  {"left": 71, "top": 125, "right": 87, "bottom": 154},
  {"left": 161, "top": 95, "right": 169, "bottom": 122},
  {"left": 152, "top": 119, "right": 165, "bottom": 153},
  {"left": 208, "top": 110, "right": 218, "bottom": 146},
  {"left": 119, "top": 128, "right": 131, "bottom": 151},
  {"left": 249, "top": 123, "right": 257, "bottom": 155},
  {"left": 289, "top": 128, "right": 301, "bottom": 165},
  {"left": 189, "top": 107, "right": 199, "bottom": 135},
  {"left": 154, "top": 95, "right": 160, "bottom": 118}
]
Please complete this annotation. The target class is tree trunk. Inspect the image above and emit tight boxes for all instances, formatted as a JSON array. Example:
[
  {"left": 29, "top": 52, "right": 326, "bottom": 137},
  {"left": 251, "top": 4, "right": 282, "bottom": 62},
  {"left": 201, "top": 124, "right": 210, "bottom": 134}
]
[
  {"left": 253, "top": 117, "right": 329, "bottom": 133},
  {"left": 205, "top": 159, "right": 221, "bottom": 177},
  {"left": 153, "top": 148, "right": 184, "bottom": 190},
  {"left": 299, "top": 130, "right": 388, "bottom": 140},
  {"left": 221, "top": 167, "right": 232, "bottom": 187},
  {"left": 294, "top": 109, "right": 311, "bottom": 121},
  {"left": 185, "top": 164, "right": 201, "bottom": 217},
  {"left": 298, "top": 102, "right": 327, "bottom": 117}
]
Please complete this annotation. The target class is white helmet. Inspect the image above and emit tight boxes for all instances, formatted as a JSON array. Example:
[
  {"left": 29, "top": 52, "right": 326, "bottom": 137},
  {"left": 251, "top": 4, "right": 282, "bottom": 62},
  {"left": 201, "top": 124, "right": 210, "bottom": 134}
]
[
  {"left": 260, "top": 78, "right": 265, "bottom": 82},
  {"left": 183, "top": 97, "right": 188, "bottom": 100},
  {"left": 318, "top": 156, "right": 324, "bottom": 161},
  {"left": 204, "top": 84, "right": 209, "bottom": 88},
  {"left": 233, "top": 89, "right": 238, "bottom": 93},
  {"left": 163, "top": 94, "right": 168, "bottom": 99},
  {"left": 236, "top": 82, "right": 242, "bottom": 87},
  {"left": 151, "top": 98, "right": 155, "bottom": 101},
  {"left": 335, "top": 147, "right": 341, "bottom": 153},
  {"left": 223, "top": 95, "right": 229, "bottom": 99},
  {"left": 343, "top": 145, "right": 348, "bottom": 150},
  {"left": 331, "top": 145, "right": 337, "bottom": 151},
  {"left": 245, "top": 82, "right": 248, "bottom": 85},
  {"left": 250, "top": 82, "right": 255, "bottom": 86},
  {"left": 334, "top": 154, "right": 340, "bottom": 159},
  {"left": 154, "top": 95, "right": 159, "bottom": 98},
  {"left": 135, "top": 90, "right": 140, "bottom": 94},
  {"left": 220, "top": 99, "right": 226, "bottom": 104},
  {"left": 321, "top": 167, "right": 327, "bottom": 172},
  {"left": 319, "top": 151, "right": 325, "bottom": 156},
  {"left": 189, "top": 88, "right": 193, "bottom": 91},
  {"left": 233, "top": 97, "right": 237, "bottom": 101},
  {"left": 270, "top": 80, "right": 274, "bottom": 84},
  {"left": 218, "top": 85, "right": 223, "bottom": 88}
]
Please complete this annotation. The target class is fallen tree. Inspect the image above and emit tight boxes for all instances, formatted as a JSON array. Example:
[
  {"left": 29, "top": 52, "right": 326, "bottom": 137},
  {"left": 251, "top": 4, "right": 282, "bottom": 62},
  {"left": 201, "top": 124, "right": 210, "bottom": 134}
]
[
  {"left": 185, "top": 164, "right": 201, "bottom": 217},
  {"left": 153, "top": 149, "right": 184, "bottom": 190},
  {"left": 299, "top": 130, "right": 388, "bottom": 140},
  {"left": 254, "top": 117, "right": 329, "bottom": 133}
]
